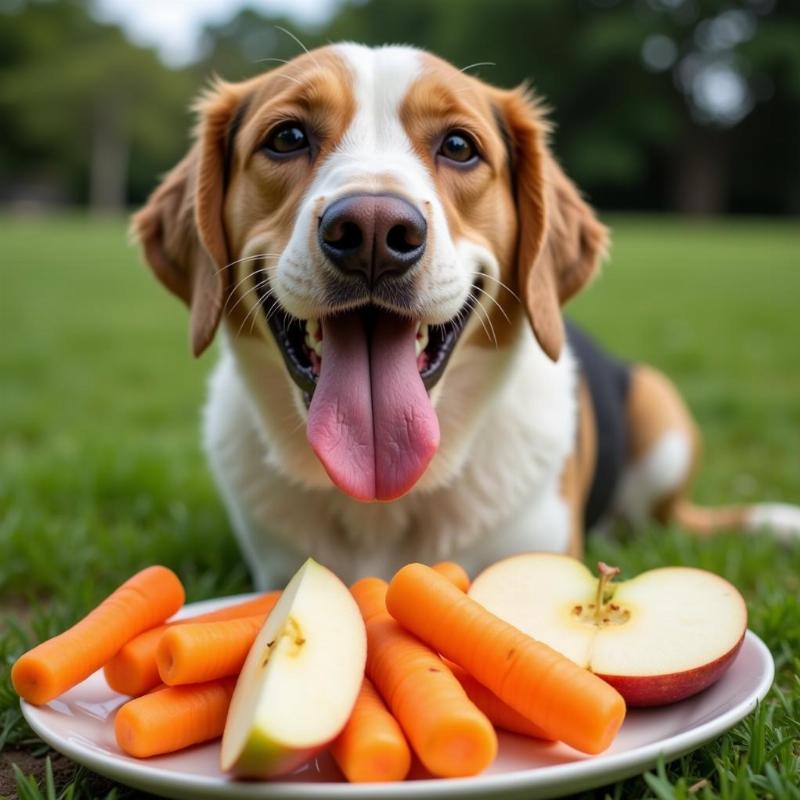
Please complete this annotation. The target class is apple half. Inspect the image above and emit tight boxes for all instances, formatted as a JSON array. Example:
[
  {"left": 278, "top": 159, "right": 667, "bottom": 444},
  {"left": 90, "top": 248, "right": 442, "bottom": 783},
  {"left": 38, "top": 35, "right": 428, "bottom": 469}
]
[
  {"left": 221, "top": 558, "right": 366, "bottom": 777},
  {"left": 468, "top": 553, "right": 747, "bottom": 707}
]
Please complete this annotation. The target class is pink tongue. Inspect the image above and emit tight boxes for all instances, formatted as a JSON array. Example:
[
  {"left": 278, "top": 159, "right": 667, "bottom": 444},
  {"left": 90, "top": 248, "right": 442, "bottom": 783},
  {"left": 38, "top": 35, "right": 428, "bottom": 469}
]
[{"left": 307, "top": 312, "right": 440, "bottom": 502}]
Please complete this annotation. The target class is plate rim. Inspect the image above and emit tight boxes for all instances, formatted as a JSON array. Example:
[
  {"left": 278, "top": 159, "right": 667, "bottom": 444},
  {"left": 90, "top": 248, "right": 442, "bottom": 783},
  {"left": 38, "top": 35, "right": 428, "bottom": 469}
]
[{"left": 21, "top": 598, "right": 775, "bottom": 800}]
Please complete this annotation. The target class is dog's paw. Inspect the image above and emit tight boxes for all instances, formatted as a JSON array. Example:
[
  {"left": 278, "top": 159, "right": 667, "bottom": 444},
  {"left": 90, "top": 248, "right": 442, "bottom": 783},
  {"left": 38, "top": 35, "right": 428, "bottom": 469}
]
[{"left": 747, "top": 503, "right": 800, "bottom": 544}]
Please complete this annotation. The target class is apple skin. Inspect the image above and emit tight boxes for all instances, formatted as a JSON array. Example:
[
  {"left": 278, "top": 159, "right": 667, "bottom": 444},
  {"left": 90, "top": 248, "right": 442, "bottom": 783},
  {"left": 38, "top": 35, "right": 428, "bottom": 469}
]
[
  {"left": 596, "top": 632, "right": 746, "bottom": 707},
  {"left": 228, "top": 727, "right": 331, "bottom": 780},
  {"left": 469, "top": 553, "right": 748, "bottom": 709}
]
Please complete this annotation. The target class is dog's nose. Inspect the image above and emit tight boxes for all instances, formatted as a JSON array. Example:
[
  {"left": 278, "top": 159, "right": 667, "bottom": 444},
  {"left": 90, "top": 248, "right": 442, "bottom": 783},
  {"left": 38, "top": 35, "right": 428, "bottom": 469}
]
[{"left": 318, "top": 193, "right": 426, "bottom": 286}]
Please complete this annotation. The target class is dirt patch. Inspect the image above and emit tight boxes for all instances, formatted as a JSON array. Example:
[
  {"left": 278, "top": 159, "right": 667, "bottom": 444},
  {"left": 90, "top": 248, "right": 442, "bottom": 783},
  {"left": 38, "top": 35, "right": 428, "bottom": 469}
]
[
  {"left": 1, "top": 749, "right": 160, "bottom": 798},
  {"left": 1, "top": 749, "right": 75, "bottom": 795}
]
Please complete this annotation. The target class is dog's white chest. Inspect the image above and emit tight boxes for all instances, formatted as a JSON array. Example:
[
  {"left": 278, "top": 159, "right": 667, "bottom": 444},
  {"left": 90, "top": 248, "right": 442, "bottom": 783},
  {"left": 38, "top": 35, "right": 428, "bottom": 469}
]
[{"left": 203, "top": 329, "right": 576, "bottom": 589}]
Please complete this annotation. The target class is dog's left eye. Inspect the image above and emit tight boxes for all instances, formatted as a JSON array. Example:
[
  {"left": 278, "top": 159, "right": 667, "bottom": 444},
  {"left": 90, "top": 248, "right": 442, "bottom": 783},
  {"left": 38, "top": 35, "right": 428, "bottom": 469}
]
[
  {"left": 263, "top": 122, "right": 309, "bottom": 156},
  {"left": 438, "top": 131, "right": 478, "bottom": 164}
]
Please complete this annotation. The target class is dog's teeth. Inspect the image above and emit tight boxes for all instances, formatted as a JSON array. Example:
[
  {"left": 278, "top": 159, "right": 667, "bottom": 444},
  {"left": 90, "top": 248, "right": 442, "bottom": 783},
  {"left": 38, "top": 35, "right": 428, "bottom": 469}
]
[
  {"left": 304, "top": 318, "right": 323, "bottom": 357},
  {"left": 304, "top": 325, "right": 321, "bottom": 357},
  {"left": 415, "top": 324, "right": 429, "bottom": 357},
  {"left": 305, "top": 335, "right": 322, "bottom": 357}
]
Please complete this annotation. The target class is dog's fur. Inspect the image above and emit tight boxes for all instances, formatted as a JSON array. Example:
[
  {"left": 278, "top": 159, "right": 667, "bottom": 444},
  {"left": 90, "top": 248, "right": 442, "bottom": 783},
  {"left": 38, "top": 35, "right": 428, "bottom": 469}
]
[{"left": 134, "top": 44, "right": 800, "bottom": 588}]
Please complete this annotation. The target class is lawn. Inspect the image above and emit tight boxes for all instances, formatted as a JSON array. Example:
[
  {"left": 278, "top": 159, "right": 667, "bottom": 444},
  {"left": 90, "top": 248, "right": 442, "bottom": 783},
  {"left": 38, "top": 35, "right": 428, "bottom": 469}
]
[{"left": 1, "top": 214, "right": 798, "bottom": 798}]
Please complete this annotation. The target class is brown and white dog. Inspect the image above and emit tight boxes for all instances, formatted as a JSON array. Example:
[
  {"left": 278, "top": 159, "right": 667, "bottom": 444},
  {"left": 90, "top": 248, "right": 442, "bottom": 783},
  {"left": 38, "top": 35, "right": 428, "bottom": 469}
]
[{"left": 134, "top": 44, "right": 800, "bottom": 588}]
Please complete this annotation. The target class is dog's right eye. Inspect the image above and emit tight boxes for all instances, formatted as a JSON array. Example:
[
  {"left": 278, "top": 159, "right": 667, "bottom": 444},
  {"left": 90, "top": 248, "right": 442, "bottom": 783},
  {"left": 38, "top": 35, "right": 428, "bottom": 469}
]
[{"left": 263, "top": 122, "right": 309, "bottom": 157}]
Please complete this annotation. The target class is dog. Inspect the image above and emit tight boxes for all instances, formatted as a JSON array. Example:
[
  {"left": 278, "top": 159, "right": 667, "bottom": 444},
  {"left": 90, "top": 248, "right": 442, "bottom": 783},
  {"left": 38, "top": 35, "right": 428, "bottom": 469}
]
[{"left": 133, "top": 43, "right": 800, "bottom": 589}]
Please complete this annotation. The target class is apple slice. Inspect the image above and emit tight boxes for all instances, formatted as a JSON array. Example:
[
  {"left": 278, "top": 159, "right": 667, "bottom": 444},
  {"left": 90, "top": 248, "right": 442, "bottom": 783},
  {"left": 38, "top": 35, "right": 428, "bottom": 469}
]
[
  {"left": 468, "top": 553, "right": 747, "bottom": 707},
  {"left": 221, "top": 558, "right": 366, "bottom": 778}
]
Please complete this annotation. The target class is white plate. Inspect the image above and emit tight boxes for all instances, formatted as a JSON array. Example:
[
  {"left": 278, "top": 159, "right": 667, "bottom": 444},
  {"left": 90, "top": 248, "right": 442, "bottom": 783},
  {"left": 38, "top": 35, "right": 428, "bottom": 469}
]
[{"left": 22, "top": 594, "right": 774, "bottom": 800}]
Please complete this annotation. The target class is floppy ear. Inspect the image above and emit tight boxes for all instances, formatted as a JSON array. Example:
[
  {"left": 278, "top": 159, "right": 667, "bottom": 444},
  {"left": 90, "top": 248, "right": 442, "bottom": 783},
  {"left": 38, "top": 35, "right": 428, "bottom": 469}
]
[
  {"left": 501, "top": 89, "right": 608, "bottom": 361},
  {"left": 131, "top": 81, "right": 244, "bottom": 356}
]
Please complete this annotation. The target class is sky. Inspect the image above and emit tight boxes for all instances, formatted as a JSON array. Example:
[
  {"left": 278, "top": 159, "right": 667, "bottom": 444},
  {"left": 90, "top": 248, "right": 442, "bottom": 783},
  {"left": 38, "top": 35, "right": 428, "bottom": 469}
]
[{"left": 91, "top": 0, "right": 341, "bottom": 67}]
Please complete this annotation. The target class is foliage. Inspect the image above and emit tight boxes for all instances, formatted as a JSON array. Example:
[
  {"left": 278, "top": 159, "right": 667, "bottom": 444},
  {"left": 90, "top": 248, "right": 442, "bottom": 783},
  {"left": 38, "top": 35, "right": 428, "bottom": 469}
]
[
  {"left": 0, "top": 0, "right": 196, "bottom": 204},
  {"left": 0, "top": 0, "right": 799, "bottom": 211}
]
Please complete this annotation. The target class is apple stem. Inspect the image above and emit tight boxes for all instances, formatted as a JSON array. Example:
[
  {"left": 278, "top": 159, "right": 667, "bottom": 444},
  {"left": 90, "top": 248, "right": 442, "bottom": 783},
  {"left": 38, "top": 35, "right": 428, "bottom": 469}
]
[{"left": 594, "top": 562, "right": 621, "bottom": 624}]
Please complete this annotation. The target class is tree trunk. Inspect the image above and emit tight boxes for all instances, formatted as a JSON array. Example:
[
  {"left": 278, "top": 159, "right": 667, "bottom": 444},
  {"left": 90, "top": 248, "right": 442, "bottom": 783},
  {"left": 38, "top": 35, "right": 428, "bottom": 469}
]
[
  {"left": 89, "top": 92, "right": 128, "bottom": 213},
  {"left": 671, "top": 128, "right": 728, "bottom": 215}
]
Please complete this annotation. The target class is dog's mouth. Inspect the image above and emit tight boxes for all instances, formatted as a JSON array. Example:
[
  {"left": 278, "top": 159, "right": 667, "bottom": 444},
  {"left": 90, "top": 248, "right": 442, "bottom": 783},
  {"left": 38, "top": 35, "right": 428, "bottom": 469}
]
[
  {"left": 258, "top": 281, "right": 480, "bottom": 400},
  {"left": 257, "top": 280, "right": 480, "bottom": 503}
]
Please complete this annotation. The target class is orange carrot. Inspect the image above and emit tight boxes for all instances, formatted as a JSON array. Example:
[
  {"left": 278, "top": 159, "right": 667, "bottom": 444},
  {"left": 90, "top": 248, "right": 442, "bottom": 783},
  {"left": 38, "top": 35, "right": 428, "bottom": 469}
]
[
  {"left": 104, "top": 591, "right": 280, "bottom": 696},
  {"left": 386, "top": 564, "right": 626, "bottom": 755},
  {"left": 444, "top": 661, "right": 551, "bottom": 740},
  {"left": 352, "top": 579, "right": 497, "bottom": 778},
  {"left": 350, "top": 577, "right": 390, "bottom": 622},
  {"left": 330, "top": 678, "right": 412, "bottom": 783},
  {"left": 104, "top": 627, "right": 166, "bottom": 696},
  {"left": 157, "top": 614, "right": 265, "bottom": 686},
  {"left": 431, "top": 561, "right": 470, "bottom": 592},
  {"left": 115, "top": 678, "right": 236, "bottom": 757},
  {"left": 12, "top": 566, "right": 184, "bottom": 705}
]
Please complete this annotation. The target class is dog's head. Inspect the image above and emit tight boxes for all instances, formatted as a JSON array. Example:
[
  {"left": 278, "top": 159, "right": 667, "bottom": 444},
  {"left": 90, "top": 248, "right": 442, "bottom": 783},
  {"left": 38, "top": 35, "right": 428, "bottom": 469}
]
[{"left": 133, "top": 44, "right": 606, "bottom": 503}]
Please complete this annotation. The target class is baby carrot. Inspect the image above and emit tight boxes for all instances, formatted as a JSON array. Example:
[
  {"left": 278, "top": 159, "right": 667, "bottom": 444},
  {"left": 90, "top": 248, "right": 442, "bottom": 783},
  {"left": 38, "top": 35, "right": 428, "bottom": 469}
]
[
  {"left": 330, "top": 677, "right": 411, "bottom": 783},
  {"left": 352, "top": 580, "right": 497, "bottom": 778},
  {"left": 445, "top": 661, "right": 551, "bottom": 740},
  {"left": 12, "top": 566, "right": 185, "bottom": 705},
  {"left": 431, "top": 561, "right": 471, "bottom": 592},
  {"left": 157, "top": 614, "right": 264, "bottom": 686},
  {"left": 115, "top": 678, "right": 236, "bottom": 758},
  {"left": 104, "top": 627, "right": 166, "bottom": 696},
  {"left": 105, "top": 591, "right": 280, "bottom": 696},
  {"left": 386, "top": 564, "right": 626, "bottom": 755},
  {"left": 350, "top": 577, "right": 390, "bottom": 621}
]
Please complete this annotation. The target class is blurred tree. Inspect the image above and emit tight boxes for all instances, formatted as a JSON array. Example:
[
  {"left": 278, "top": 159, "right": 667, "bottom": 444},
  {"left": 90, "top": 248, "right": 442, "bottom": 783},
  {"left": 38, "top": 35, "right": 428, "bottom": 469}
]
[
  {"left": 0, "top": 0, "right": 196, "bottom": 211},
  {"left": 0, "top": 0, "right": 798, "bottom": 213},
  {"left": 735, "top": 2, "right": 800, "bottom": 212},
  {"left": 601, "top": 0, "right": 800, "bottom": 213}
]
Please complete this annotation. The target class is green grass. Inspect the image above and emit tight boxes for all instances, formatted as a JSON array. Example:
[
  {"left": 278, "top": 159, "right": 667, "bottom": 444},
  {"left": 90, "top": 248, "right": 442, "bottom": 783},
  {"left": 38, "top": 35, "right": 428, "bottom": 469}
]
[{"left": 1, "top": 214, "right": 798, "bottom": 798}]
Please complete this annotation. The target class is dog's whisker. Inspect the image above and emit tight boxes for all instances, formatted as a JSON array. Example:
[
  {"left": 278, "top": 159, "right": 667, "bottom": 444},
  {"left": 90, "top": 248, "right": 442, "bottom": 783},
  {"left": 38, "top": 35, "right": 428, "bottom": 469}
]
[
  {"left": 237, "top": 290, "right": 270, "bottom": 339},
  {"left": 472, "top": 302, "right": 493, "bottom": 345},
  {"left": 460, "top": 61, "right": 496, "bottom": 74},
  {"left": 234, "top": 306, "right": 255, "bottom": 339},
  {"left": 274, "top": 26, "right": 321, "bottom": 69},
  {"left": 250, "top": 54, "right": 317, "bottom": 91},
  {"left": 225, "top": 264, "right": 271, "bottom": 305},
  {"left": 473, "top": 284, "right": 511, "bottom": 325},
  {"left": 226, "top": 274, "right": 272, "bottom": 316},
  {"left": 473, "top": 297, "right": 499, "bottom": 348},
  {"left": 475, "top": 271, "right": 522, "bottom": 304},
  {"left": 233, "top": 299, "right": 261, "bottom": 339},
  {"left": 264, "top": 298, "right": 289, "bottom": 327},
  {"left": 233, "top": 275, "right": 285, "bottom": 338},
  {"left": 264, "top": 299, "right": 281, "bottom": 324},
  {"left": 222, "top": 254, "right": 282, "bottom": 271},
  {"left": 219, "top": 253, "right": 282, "bottom": 276},
  {"left": 438, "top": 299, "right": 471, "bottom": 350},
  {"left": 262, "top": 306, "right": 298, "bottom": 341},
  {"left": 275, "top": 72, "right": 309, "bottom": 90},
  {"left": 253, "top": 56, "right": 291, "bottom": 66}
]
